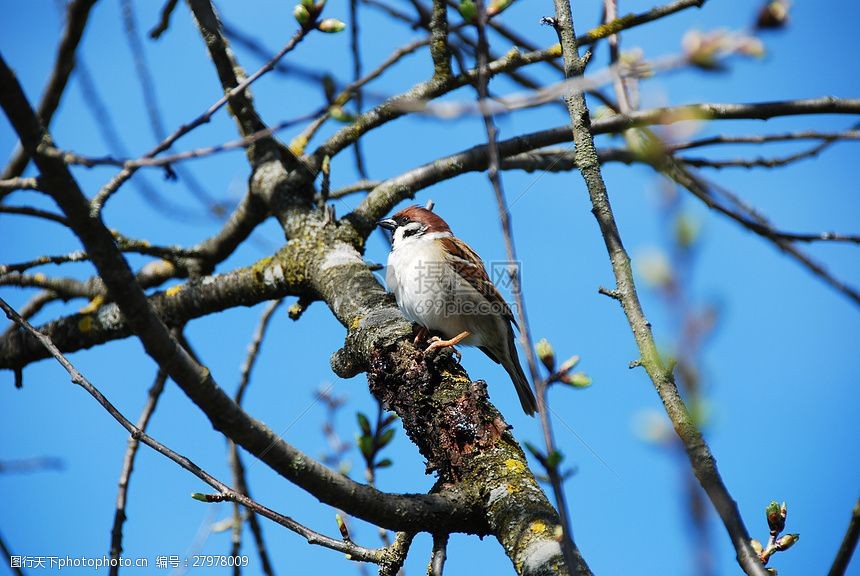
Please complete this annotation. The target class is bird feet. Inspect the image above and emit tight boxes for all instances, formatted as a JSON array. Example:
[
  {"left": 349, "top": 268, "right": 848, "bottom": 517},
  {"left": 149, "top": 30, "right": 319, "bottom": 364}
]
[{"left": 424, "top": 330, "right": 470, "bottom": 362}]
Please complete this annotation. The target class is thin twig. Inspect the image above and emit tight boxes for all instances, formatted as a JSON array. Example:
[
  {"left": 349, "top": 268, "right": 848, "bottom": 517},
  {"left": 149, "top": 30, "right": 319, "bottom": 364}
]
[
  {"left": 474, "top": 2, "right": 579, "bottom": 573},
  {"left": 668, "top": 129, "right": 860, "bottom": 152},
  {"left": 90, "top": 25, "right": 310, "bottom": 213},
  {"left": 662, "top": 164, "right": 860, "bottom": 305},
  {"left": 2, "top": 0, "right": 98, "bottom": 181},
  {"left": 0, "top": 205, "right": 66, "bottom": 225},
  {"left": 228, "top": 298, "right": 282, "bottom": 576},
  {"left": 149, "top": 0, "right": 180, "bottom": 39},
  {"left": 74, "top": 55, "right": 210, "bottom": 222},
  {"left": 0, "top": 296, "right": 386, "bottom": 564},
  {"left": 0, "top": 177, "right": 42, "bottom": 194},
  {"left": 0, "top": 531, "right": 24, "bottom": 576},
  {"left": 330, "top": 179, "right": 382, "bottom": 199},
  {"left": 108, "top": 367, "right": 169, "bottom": 574},
  {"left": 546, "top": 3, "right": 767, "bottom": 575},
  {"left": 350, "top": 0, "right": 369, "bottom": 178},
  {"left": 121, "top": 0, "right": 222, "bottom": 211}
]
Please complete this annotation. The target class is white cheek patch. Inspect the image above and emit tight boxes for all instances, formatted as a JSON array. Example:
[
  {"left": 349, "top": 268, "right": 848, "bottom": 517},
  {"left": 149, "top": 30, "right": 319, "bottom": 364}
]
[{"left": 393, "top": 222, "right": 424, "bottom": 245}]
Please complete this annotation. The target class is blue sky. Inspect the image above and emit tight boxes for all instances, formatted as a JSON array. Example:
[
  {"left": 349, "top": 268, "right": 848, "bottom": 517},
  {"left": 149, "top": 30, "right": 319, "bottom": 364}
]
[{"left": 1, "top": 1, "right": 858, "bottom": 575}]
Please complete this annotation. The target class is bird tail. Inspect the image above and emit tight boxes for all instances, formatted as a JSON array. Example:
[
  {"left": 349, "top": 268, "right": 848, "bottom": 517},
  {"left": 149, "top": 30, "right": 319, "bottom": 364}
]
[{"left": 502, "top": 346, "right": 537, "bottom": 417}]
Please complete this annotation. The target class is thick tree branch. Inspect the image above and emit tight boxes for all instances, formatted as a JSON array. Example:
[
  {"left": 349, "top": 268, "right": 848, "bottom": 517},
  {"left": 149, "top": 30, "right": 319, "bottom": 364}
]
[{"left": 0, "top": 53, "right": 481, "bottom": 534}]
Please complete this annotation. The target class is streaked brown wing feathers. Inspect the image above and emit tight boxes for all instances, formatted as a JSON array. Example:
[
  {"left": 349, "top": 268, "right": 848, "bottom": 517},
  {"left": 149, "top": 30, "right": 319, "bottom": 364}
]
[{"left": 438, "top": 236, "right": 517, "bottom": 326}]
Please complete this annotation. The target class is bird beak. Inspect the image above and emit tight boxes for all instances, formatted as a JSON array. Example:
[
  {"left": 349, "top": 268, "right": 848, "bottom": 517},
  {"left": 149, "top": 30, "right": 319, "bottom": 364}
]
[{"left": 377, "top": 218, "right": 396, "bottom": 231}]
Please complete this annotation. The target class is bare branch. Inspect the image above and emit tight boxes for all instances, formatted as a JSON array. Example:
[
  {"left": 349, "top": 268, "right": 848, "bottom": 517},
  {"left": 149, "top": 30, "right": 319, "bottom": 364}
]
[
  {"left": 828, "top": 498, "right": 860, "bottom": 576},
  {"left": 108, "top": 367, "right": 169, "bottom": 574},
  {"left": 0, "top": 296, "right": 385, "bottom": 564},
  {"left": 0, "top": 177, "right": 42, "bottom": 194},
  {"left": 0, "top": 530, "right": 24, "bottom": 576},
  {"left": 2, "top": 0, "right": 98, "bottom": 181},
  {"left": 427, "top": 533, "right": 448, "bottom": 576},
  {"left": 0, "top": 55, "right": 483, "bottom": 533},
  {"left": 149, "top": 0, "right": 180, "bottom": 39},
  {"left": 0, "top": 204, "right": 66, "bottom": 225},
  {"left": 90, "top": 14, "right": 309, "bottom": 213},
  {"left": 546, "top": 4, "right": 767, "bottom": 575}
]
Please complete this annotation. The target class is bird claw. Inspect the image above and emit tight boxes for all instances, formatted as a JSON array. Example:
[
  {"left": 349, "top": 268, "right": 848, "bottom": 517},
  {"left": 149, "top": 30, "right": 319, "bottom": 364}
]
[
  {"left": 423, "top": 331, "right": 470, "bottom": 362},
  {"left": 424, "top": 336, "right": 462, "bottom": 362}
]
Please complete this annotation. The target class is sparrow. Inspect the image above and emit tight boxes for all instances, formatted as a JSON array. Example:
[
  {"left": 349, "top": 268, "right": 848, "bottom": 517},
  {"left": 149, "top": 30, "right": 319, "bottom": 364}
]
[{"left": 378, "top": 206, "right": 538, "bottom": 416}]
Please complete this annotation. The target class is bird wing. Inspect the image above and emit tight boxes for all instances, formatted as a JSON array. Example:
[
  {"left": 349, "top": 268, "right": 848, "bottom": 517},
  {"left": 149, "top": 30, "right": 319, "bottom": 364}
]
[{"left": 438, "top": 236, "right": 518, "bottom": 328}]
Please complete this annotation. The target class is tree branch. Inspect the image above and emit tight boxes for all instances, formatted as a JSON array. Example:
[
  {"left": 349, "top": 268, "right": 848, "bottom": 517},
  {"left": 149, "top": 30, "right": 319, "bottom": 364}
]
[
  {"left": 545, "top": 3, "right": 767, "bottom": 575},
  {"left": 2, "top": 0, "right": 98, "bottom": 181},
  {"left": 0, "top": 53, "right": 482, "bottom": 534}
]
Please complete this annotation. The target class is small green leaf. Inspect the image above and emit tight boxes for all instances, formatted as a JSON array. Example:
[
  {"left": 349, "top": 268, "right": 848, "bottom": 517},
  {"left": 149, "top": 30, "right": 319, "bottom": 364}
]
[
  {"left": 356, "top": 412, "right": 371, "bottom": 436},
  {"left": 191, "top": 492, "right": 209, "bottom": 502},
  {"left": 378, "top": 427, "right": 395, "bottom": 448},
  {"left": 382, "top": 413, "right": 399, "bottom": 427},
  {"left": 357, "top": 434, "right": 374, "bottom": 459},
  {"left": 546, "top": 449, "right": 564, "bottom": 468},
  {"left": 375, "top": 458, "right": 393, "bottom": 469},
  {"left": 523, "top": 441, "right": 543, "bottom": 461}
]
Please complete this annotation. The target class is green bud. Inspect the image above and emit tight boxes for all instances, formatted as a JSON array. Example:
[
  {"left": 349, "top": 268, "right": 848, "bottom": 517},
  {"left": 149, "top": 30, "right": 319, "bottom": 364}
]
[
  {"left": 294, "top": 4, "right": 312, "bottom": 26},
  {"left": 375, "top": 458, "right": 393, "bottom": 468},
  {"left": 536, "top": 338, "right": 556, "bottom": 372},
  {"left": 766, "top": 501, "right": 785, "bottom": 533},
  {"left": 487, "top": 0, "right": 513, "bottom": 17},
  {"left": 329, "top": 105, "right": 355, "bottom": 123},
  {"left": 675, "top": 213, "right": 700, "bottom": 249},
  {"left": 458, "top": 0, "right": 477, "bottom": 22},
  {"left": 562, "top": 372, "right": 592, "bottom": 388},
  {"left": 336, "top": 513, "right": 350, "bottom": 539},
  {"left": 191, "top": 492, "right": 209, "bottom": 502},
  {"left": 776, "top": 533, "right": 799, "bottom": 551},
  {"left": 317, "top": 18, "right": 346, "bottom": 33},
  {"left": 750, "top": 539, "right": 763, "bottom": 555},
  {"left": 557, "top": 354, "right": 581, "bottom": 374}
]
